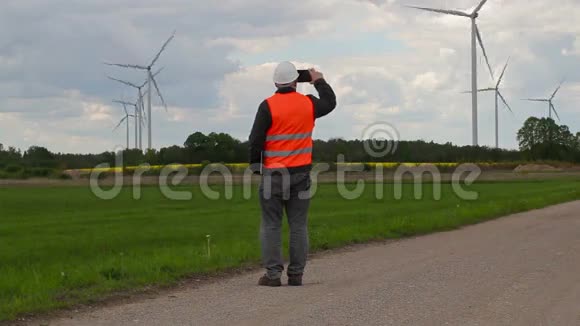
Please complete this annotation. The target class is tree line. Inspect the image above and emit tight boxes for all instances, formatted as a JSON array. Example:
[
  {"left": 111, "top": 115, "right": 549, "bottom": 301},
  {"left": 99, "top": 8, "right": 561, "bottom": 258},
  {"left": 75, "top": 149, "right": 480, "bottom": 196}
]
[
  {"left": 1, "top": 117, "right": 579, "bottom": 178},
  {"left": 517, "top": 117, "right": 580, "bottom": 162}
]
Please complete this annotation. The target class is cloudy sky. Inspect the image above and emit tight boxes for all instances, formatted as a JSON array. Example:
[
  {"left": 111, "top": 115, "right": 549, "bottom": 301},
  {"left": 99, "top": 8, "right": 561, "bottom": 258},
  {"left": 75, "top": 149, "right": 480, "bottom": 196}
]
[{"left": 0, "top": 0, "right": 578, "bottom": 154}]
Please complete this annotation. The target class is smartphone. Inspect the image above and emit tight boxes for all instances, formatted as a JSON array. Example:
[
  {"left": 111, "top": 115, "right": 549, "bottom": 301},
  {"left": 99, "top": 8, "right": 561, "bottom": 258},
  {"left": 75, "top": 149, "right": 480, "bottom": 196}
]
[{"left": 297, "top": 70, "right": 312, "bottom": 83}]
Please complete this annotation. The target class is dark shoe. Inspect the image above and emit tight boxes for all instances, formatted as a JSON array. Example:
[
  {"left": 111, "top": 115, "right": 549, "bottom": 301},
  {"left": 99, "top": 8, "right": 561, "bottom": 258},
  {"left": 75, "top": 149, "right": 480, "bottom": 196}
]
[
  {"left": 258, "top": 275, "right": 281, "bottom": 287},
  {"left": 287, "top": 274, "right": 303, "bottom": 286}
]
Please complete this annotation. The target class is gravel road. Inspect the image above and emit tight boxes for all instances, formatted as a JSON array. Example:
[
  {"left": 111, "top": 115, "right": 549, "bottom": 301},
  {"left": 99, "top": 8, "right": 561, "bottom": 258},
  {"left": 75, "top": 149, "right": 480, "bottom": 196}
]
[{"left": 48, "top": 201, "right": 580, "bottom": 326}]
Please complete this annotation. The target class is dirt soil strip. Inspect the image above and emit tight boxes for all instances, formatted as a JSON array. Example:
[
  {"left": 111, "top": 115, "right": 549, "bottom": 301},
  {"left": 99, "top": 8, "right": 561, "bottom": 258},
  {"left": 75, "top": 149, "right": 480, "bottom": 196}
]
[{"left": 30, "top": 201, "right": 580, "bottom": 326}]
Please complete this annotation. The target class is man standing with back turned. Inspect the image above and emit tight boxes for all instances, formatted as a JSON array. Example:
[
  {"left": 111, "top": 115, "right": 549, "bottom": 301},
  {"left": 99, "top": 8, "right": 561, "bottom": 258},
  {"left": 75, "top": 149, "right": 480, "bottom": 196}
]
[{"left": 249, "top": 61, "right": 337, "bottom": 286}]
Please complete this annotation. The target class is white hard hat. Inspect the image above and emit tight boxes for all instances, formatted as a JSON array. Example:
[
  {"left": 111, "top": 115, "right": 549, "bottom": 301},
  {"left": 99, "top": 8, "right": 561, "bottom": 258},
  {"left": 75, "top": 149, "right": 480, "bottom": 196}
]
[{"left": 273, "top": 61, "right": 299, "bottom": 85}]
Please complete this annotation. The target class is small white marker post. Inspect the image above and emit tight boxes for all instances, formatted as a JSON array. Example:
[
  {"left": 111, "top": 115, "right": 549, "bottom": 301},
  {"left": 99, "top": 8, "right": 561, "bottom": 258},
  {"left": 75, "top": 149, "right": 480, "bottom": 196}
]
[{"left": 206, "top": 235, "right": 211, "bottom": 258}]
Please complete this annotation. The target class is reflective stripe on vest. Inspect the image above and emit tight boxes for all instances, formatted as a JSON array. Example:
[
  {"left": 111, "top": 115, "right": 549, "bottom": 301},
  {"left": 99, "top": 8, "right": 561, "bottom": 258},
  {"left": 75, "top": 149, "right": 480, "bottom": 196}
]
[
  {"left": 264, "top": 92, "right": 314, "bottom": 169},
  {"left": 265, "top": 132, "right": 312, "bottom": 141},
  {"left": 264, "top": 147, "right": 313, "bottom": 158}
]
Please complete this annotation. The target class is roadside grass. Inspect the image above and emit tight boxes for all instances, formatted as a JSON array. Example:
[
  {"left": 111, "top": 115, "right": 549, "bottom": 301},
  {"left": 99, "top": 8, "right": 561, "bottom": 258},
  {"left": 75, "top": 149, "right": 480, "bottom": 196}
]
[{"left": 1, "top": 180, "right": 579, "bottom": 320}]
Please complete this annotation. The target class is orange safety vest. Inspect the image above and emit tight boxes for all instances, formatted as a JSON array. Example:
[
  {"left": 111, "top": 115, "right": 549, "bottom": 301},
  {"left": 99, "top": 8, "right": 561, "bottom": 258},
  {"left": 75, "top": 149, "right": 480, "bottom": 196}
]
[{"left": 263, "top": 92, "right": 315, "bottom": 169}]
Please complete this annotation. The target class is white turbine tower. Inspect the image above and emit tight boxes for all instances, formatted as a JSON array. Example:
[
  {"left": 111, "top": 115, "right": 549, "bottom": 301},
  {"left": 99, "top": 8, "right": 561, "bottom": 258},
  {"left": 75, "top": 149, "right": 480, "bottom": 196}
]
[
  {"left": 408, "top": 0, "right": 494, "bottom": 146},
  {"left": 114, "top": 100, "right": 143, "bottom": 149},
  {"left": 113, "top": 102, "right": 135, "bottom": 150},
  {"left": 465, "top": 57, "right": 513, "bottom": 148},
  {"left": 105, "top": 32, "right": 174, "bottom": 150},
  {"left": 107, "top": 67, "right": 164, "bottom": 151},
  {"left": 523, "top": 80, "right": 565, "bottom": 121}
]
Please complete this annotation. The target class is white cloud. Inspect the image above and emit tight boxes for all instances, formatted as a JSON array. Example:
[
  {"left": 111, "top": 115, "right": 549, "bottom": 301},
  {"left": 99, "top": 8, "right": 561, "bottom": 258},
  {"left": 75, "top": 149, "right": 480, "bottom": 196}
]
[
  {"left": 207, "top": 37, "right": 289, "bottom": 54},
  {"left": 439, "top": 48, "right": 456, "bottom": 58},
  {"left": 562, "top": 37, "right": 580, "bottom": 56},
  {"left": 412, "top": 72, "right": 442, "bottom": 91},
  {"left": 83, "top": 102, "right": 114, "bottom": 122}
]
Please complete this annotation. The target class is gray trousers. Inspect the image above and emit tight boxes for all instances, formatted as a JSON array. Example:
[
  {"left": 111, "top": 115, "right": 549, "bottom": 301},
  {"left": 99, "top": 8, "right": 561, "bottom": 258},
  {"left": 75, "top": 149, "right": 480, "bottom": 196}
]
[{"left": 259, "top": 171, "right": 311, "bottom": 279}]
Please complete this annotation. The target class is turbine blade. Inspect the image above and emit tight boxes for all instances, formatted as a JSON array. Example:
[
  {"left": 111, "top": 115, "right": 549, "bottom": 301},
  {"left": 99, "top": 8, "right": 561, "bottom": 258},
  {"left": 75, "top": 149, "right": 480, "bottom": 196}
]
[
  {"left": 551, "top": 80, "right": 565, "bottom": 100},
  {"left": 551, "top": 103, "right": 561, "bottom": 120},
  {"left": 136, "top": 92, "right": 144, "bottom": 114},
  {"left": 522, "top": 98, "right": 548, "bottom": 102},
  {"left": 461, "top": 88, "right": 494, "bottom": 93},
  {"left": 139, "top": 97, "right": 147, "bottom": 126},
  {"left": 153, "top": 67, "right": 165, "bottom": 78},
  {"left": 406, "top": 6, "right": 471, "bottom": 17},
  {"left": 138, "top": 89, "right": 147, "bottom": 120},
  {"left": 107, "top": 76, "right": 139, "bottom": 89},
  {"left": 498, "top": 92, "right": 513, "bottom": 114},
  {"left": 463, "top": 88, "right": 495, "bottom": 93},
  {"left": 113, "top": 100, "right": 136, "bottom": 107},
  {"left": 139, "top": 96, "right": 147, "bottom": 120},
  {"left": 473, "top": 0, "right": 488, "bottom": 15},
  {"left": 122, "top": 103, "right": 128, "bottom": 116},
  {"left": 150, "top": 31, "right": 175, "bottom": 67},
  {"left": 103, "top": 62, "right": 147, "bottom": 70},
  {"left": 113, "top": 117, "right": 127, "bottom": 131},
  {"left": 150, "top": 75, "right": 168, "bottom": 111},
  {"left": 475, "top": 24, "right": 494, "bottom": 80},
  {"left": 496, "top": 57, "right": 510, "bottom": 88}
]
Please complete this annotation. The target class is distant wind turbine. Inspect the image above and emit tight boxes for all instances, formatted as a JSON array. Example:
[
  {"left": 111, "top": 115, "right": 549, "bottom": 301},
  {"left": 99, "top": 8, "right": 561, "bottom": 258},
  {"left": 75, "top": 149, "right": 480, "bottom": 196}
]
[
  {"left": 464, "top": 57, "right": 513, "bottom": 148},
  {"left": 408, "top": 0, "right": 494, "bottom": 146},
  {"left": 523, "top": 80, "right": 565, "bottom": 121},
  {"left": 107, "top": 67, "right": 164, "bottom": 151},
  {"left": 113, "top": 100, "right": 143, "bottom": 149},
  {"left": 105, "top": 31, "right": 174, "bottom": 150},
  {"left": 113, "top": 101, "right": 135, "bottom": 150}
]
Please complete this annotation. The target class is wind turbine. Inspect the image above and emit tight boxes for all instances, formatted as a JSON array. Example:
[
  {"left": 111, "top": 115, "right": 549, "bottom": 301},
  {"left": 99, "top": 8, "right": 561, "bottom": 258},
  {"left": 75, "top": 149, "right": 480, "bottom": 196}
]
[
  {"left": 408, "top": 0, "right": 494, "bottom": 146},
  {"left": 113, "top": 100, "right": 143, "bottom": 149},
  {"left": 523, "top": 80, "right": 565, "bottom": 121},
  {"left": 113, "top": 102, "right": 135, "bottom": 150},
  {"left": 105, "top": 32, "right": 174, "bottom": 150},
  {"left": 107, "top": 67, "right": 164, "bottom": 151},
  {"left": 464, "top": 57, "right": 513, "bottom": 148}
]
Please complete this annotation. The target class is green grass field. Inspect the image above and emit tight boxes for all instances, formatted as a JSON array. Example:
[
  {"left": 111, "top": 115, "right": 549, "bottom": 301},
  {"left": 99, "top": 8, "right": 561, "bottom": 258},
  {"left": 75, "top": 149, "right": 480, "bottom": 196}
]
[{"left": 1, "top": 180, "right": 580, "bottom": 320}]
